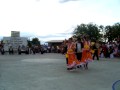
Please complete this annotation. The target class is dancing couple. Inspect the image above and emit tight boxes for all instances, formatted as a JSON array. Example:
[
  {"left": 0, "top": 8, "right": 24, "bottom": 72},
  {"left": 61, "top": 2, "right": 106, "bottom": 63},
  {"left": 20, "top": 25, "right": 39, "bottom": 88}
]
[{"left": 65, "top": 37, "right": 93, "bottom": 71}]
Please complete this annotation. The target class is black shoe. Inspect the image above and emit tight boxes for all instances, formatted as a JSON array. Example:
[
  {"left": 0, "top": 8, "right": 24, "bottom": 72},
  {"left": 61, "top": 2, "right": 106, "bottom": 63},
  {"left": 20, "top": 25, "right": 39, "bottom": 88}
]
[{"left": 77, "top": 66, "right": 80, "bottom": 68}]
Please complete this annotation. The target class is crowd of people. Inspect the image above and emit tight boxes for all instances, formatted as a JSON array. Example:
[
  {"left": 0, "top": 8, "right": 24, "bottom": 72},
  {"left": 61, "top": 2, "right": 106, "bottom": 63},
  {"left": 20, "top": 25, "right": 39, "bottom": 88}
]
[{"left": 61, "top": 36, "right": 120, "bottom": 71}]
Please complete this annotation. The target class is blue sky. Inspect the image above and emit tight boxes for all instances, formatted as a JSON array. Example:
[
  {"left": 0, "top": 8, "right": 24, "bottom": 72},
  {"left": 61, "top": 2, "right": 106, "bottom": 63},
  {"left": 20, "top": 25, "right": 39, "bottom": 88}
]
[{"left": 0, "top": 0, "right": 120, "bottom": 41}]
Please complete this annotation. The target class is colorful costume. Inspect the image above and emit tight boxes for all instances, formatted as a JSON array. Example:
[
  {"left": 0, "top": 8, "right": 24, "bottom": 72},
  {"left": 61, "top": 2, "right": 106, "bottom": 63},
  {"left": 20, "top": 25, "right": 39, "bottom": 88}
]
[
  {"left": 81, "top": 41, "right": 93, "bottom": 64},
  {"left": 67, "top": 42, "right": 81, "bottom": 69}
]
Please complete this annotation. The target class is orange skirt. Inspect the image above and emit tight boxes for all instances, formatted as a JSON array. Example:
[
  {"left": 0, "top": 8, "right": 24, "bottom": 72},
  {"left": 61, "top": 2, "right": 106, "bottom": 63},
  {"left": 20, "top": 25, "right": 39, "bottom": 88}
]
[
  {"left": 67, "top": 52, "right": 82, "bottom": 68},
  {"left": 81, "top": 50, "right": 93, "bottom": 63}
]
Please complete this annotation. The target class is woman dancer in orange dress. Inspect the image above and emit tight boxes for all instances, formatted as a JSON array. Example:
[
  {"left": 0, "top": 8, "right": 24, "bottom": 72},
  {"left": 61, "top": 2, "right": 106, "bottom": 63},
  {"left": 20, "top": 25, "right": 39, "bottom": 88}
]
[
  {"left": 81, "top": 37, "right": 93, "bottom": 69},
  {"left": 67, "top": 38, "right": 81, "bottom": 70}
]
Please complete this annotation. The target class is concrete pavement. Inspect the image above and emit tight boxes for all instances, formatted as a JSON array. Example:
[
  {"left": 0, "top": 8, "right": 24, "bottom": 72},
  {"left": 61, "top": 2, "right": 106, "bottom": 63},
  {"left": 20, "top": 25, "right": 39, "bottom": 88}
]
[{"left": 0, "top": 53, "right": 120, "bottom": 90}]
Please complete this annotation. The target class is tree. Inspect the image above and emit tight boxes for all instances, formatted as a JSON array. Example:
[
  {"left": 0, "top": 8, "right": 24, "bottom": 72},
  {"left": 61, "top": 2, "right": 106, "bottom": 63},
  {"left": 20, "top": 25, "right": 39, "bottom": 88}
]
[
  {"left": 73, "top": 23, "right": 102, "bottom": 41},
  {"left": 105, "top": 23, "right": 120, "bottom": 42},
  {"left": 105, "top": 25, "right": 113, "bottom": 42},
  {"left": 112, "top": 23, "right": 120, "bottom": 41},
  {"left": 99, "top": 25, "right": 104, "bottom": 35},
  {"left": 31, "top": 38, "right": 40, "bottom": 46},
  {"left": 27, "top": 40, "right": 32, "bottom": 47},
  {"left": 73, "top": 24, "right": 87, "bottom": 38},
  {"left": 99, "top": 25, "right": 106, "bottom": 42}
]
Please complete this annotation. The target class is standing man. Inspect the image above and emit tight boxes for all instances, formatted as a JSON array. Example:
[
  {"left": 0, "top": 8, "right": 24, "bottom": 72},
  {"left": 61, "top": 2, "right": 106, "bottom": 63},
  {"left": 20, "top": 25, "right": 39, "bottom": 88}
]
[
  {"left": 75, "top": 38, "right": 83, "bottom": 61},
  {"left": 75, "top": 38, "right": 83, "bottom": 68},
  {"left": 93, "top": 41, "right": 99, "bottom": 60}
]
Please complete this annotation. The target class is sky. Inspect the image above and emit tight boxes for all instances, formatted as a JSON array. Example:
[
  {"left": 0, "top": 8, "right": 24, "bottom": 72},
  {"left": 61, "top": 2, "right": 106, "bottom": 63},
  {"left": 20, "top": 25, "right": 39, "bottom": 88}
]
[{"left": 0, "top": 0, "right": 120, "bottom": 42}]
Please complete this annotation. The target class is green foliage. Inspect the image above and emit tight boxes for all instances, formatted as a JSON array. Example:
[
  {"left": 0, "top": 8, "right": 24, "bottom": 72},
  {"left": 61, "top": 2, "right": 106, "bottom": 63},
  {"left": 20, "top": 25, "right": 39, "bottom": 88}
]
[
  {"left": 105, "top": 23, "right": 120, "bottom": 42},
  {"left": 31, "top": 38, "right": 40, "bottom": 46},
  {"left": 73, "top": 23, "right": 102, "bottom": 41},
  {"left": 73, "top": 22, "right": 120, "bottom": 42},
  {"left": 27, "top": 40, "right": 32, "bottom": 47}
]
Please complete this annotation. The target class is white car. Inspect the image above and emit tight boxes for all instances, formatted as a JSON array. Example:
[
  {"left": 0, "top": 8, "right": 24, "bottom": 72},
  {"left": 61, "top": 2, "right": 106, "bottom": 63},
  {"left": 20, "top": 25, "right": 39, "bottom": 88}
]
[{"left": 18, "top": 45, "right": 29, "bottom": 54}]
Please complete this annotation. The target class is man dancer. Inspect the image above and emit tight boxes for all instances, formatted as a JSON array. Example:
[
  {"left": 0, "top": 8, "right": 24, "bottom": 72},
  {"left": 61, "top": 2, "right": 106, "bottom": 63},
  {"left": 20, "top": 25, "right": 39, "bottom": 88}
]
[{"left": 75, "top": 38, "right": 83, "bottom": 68}]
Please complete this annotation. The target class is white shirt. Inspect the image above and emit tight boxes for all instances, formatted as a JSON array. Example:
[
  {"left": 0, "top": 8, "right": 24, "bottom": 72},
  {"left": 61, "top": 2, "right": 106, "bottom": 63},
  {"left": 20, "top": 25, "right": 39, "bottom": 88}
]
[{"left": 77, "top": 43, "right": 82, "bottom": 53}]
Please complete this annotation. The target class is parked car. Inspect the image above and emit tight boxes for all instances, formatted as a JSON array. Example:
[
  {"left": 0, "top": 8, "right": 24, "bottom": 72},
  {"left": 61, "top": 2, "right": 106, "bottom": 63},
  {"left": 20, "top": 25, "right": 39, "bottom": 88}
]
[{"left": 18, "top": 45, "right": 29, "bottom": 54}]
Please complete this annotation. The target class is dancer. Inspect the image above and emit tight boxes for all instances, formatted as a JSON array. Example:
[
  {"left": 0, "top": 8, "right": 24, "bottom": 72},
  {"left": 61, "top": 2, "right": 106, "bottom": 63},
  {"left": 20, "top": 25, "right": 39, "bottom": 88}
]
[
  {"left": 75, "top": 38, "right": 83, "bottom": 68},
  {"left": 67, "top": 38, "right": 80, "bottom": 70},
  {"left": 81, "top": 36, "right": 93, "bottom": 69}
]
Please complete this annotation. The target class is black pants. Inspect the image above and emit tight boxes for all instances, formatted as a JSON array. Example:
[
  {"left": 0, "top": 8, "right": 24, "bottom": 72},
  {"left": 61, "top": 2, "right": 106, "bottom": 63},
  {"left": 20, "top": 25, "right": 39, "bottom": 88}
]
[
  {"left": 93, "top": 50, "right": 99, "bottom": 60},
  {"left": 66, "top": 58, "right": 68, "bottom": 64},
  {"left": 76, "top": 52, "right": 82, "bottom": 61}
]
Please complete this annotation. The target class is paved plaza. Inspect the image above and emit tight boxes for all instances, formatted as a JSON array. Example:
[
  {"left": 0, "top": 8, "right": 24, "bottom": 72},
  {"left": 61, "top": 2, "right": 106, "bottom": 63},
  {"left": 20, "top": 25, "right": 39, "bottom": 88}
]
[{"left": 0, "top": 53, "right": 120, "bottom": 90}]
